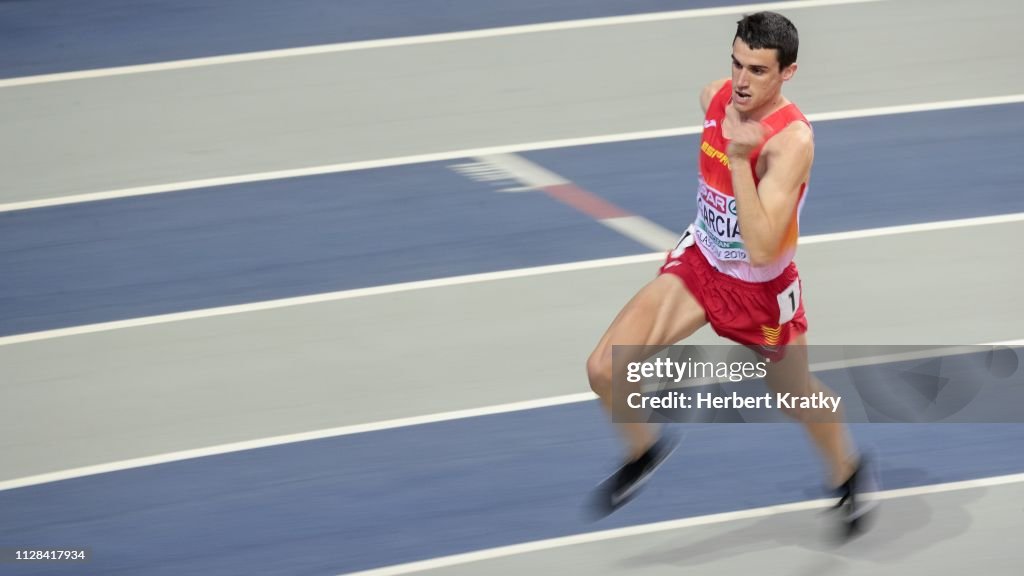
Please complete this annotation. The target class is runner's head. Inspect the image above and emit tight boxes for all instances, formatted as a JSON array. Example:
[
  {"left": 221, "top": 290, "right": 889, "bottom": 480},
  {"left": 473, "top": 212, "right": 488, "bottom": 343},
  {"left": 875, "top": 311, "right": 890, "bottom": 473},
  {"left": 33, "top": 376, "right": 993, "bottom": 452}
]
[{"left": 731, "top": 11, "right": 799, "bottom": 114}]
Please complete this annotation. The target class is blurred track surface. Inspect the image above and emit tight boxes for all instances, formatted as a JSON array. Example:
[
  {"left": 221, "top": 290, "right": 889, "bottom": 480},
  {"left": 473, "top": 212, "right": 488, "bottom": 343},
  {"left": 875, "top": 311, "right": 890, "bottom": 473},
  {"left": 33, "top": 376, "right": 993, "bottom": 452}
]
[
  {"left": 1, "top": 0, "right": 1022, "bottom": 575},
  {"left": 0, "top": 0, "right": 835, "bottom": 78}
]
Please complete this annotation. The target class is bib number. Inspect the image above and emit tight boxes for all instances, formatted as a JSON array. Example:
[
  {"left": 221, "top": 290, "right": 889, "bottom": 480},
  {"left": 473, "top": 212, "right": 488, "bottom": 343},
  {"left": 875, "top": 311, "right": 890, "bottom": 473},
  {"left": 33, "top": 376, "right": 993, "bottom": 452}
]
[{"left": 776, "top": 279, "right": 801, "bottom": 325}]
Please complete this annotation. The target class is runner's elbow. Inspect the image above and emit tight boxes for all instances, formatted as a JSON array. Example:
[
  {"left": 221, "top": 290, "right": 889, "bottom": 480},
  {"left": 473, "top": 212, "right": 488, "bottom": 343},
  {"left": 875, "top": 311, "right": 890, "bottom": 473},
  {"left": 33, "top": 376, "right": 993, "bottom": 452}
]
[
  {"left": 744, "top": 231, "right": 785, "bottom": 267},
  {"left": 747, "top": 246, "right": 777, "bottom": 267}
]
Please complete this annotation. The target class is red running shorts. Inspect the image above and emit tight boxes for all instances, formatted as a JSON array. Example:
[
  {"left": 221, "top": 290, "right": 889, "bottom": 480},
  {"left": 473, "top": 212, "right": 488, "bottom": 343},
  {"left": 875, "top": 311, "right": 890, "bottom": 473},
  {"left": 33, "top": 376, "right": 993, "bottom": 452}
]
[{"left": 658, "top": 230, "right": 808, "bottom": 362}]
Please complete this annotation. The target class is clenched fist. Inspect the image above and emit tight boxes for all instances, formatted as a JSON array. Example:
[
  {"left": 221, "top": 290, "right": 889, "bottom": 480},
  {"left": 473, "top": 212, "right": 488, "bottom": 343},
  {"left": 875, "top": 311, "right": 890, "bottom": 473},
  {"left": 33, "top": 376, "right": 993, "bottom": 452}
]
[{"left": 725, "top": 103, "right": 767, "bottom": 160}]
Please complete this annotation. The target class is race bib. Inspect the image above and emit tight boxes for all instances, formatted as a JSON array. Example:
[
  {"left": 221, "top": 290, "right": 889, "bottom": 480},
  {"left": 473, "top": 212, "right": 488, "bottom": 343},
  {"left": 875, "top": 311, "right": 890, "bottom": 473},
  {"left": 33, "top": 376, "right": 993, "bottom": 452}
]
[
  {"left": 776, "top": 278, "right": 801, "bottom": 325},
  {"left": 694, "top": 180, "right": 748, "bottom": 262}
]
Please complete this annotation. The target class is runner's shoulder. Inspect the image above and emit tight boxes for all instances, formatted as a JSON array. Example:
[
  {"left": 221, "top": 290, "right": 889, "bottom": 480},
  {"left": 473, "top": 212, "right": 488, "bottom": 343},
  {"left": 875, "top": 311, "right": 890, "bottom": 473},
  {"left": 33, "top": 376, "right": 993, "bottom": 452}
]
[
  {"left": 765, "top": 119, "right": 814, "bottom": 157},
  {"left": 700, "top": 78, "right": 730, "bottom": 113}
]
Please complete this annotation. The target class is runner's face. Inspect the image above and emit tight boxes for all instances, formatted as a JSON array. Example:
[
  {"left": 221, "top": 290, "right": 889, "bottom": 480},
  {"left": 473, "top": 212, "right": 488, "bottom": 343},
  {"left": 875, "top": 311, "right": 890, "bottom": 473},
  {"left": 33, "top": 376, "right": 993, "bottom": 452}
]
[{"left": 730, "top": 38, "right": 795, "bottom": 113}]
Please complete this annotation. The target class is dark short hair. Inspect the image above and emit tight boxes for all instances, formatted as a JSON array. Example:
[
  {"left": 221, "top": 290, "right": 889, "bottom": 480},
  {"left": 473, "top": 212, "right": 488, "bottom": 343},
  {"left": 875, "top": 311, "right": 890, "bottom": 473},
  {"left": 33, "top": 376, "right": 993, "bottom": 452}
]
[{"left": 734, "top": 11, "right": 799, "bottom": 69}]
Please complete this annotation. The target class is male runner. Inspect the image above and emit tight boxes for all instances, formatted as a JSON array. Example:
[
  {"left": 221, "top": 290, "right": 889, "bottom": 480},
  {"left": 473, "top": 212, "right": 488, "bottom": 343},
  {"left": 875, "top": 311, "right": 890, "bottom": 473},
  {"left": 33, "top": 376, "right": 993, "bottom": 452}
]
[{"left": 586, "top": 11, "right": 877, "bottom": 535}]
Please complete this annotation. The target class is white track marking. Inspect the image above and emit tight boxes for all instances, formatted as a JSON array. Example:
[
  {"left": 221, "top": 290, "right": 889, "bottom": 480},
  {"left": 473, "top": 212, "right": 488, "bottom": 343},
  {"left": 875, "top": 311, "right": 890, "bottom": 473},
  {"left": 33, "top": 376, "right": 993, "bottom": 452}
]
[
  {"left": 601, "top": 216, "right": 680, "bottom": 251},
  {"left": 1, "top": 339, "right": 1019, "bottom": 492},
  {"left": 0, "top": 253, "right": 661, "bottom": 348},
  {"left": 3, "top": 93, "right": 1024, "bottom": 214},
  {"left": 1, "top": 128, "right": 699, "bottom": 213},
  {"left": 0, "top": 0, "right": 885, "bottom": 89},
  {"left": 0, "top": 393, "right": 595, "bottom": 493},
  {"left": 2, "top": 213, "right": 1022, "bottom": 348},
  {"left": 799, "top": 212, "right": 1024, "bottom": 243},
  {"left": 807, "top": 94, "right": 1024, "bottom": 121},
  {"left": 475, "top": 153, "right": 567, "bottom": 187},
  {"left": 336, "top": 472, "right": 1024, "bottom": 576},
  {"left": 472, "top": 153, "right": 678, "bottom": 250}
]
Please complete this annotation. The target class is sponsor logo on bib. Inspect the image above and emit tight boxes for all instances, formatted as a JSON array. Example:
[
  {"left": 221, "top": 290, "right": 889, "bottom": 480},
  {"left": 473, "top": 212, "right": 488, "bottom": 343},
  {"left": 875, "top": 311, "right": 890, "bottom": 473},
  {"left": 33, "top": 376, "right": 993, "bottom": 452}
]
[{"left": 695, "top": 179, "right": 747, "bottom": 261}]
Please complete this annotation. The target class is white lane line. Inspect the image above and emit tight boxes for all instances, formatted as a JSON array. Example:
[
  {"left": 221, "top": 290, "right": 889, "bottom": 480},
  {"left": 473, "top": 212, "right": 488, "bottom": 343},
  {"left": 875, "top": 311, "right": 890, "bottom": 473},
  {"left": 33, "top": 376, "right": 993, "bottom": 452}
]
[
  {"left": 0, "top": 393, "right": 596, "bottom": 493},
  {"left": 2, "top": 339, "right": 1020, "bottom": 492},
  {"left": 336, "top": 472, "right": 1024, "bottom": 576},
  {"left": 0, "top": 126, "right": 699, "bottom": 213},
  {"left": 0, "top": 253, "right": 661, "bottom": 347},
  {"left": 2, "top": 212, "right": 1023, "bottom": 348},
  {"left": 3, "top": 93, "right": 1023, "bottom": 214},
  {"left": 799, "top": 212, "right": 1024, "bottom": 243},
  {"left": 0, "top": 0, "right": 885, "bottom": 89}
]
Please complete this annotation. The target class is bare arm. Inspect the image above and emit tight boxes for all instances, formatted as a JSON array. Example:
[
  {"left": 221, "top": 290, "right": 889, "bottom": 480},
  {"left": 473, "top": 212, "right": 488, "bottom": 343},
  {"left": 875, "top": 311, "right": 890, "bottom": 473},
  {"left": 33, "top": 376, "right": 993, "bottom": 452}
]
[
  {"left": 727, "top": 120, "right": 813, "bottom": 266},
  {"left": 700, "top": 78, "right": 730, "bottom": 114}
]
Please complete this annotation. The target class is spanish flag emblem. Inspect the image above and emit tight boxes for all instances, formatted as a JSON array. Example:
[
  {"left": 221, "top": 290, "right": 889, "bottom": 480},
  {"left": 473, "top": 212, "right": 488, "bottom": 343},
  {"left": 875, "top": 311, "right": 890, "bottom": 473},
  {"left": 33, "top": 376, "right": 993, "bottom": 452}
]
[{"left": 761, "top": 324, "right": 782, "bottom": 346}]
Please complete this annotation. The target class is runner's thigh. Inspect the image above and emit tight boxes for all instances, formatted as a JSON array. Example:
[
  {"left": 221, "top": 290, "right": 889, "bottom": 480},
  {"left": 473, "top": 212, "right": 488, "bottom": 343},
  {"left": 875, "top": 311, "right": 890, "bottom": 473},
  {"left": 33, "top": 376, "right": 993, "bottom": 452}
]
[{"left": 594, "top": 274, "right": 707, "bottom": 367}]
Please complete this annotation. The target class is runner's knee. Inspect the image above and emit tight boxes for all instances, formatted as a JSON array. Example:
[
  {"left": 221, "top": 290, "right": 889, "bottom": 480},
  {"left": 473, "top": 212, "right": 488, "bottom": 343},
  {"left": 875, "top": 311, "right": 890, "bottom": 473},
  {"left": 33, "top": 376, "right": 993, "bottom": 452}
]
[
  {"left": 777, "top": 403, "right": 809, "bottom": 422},
  {"left": 586, "top": 345, "right": 612, "bottom": 397}
]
